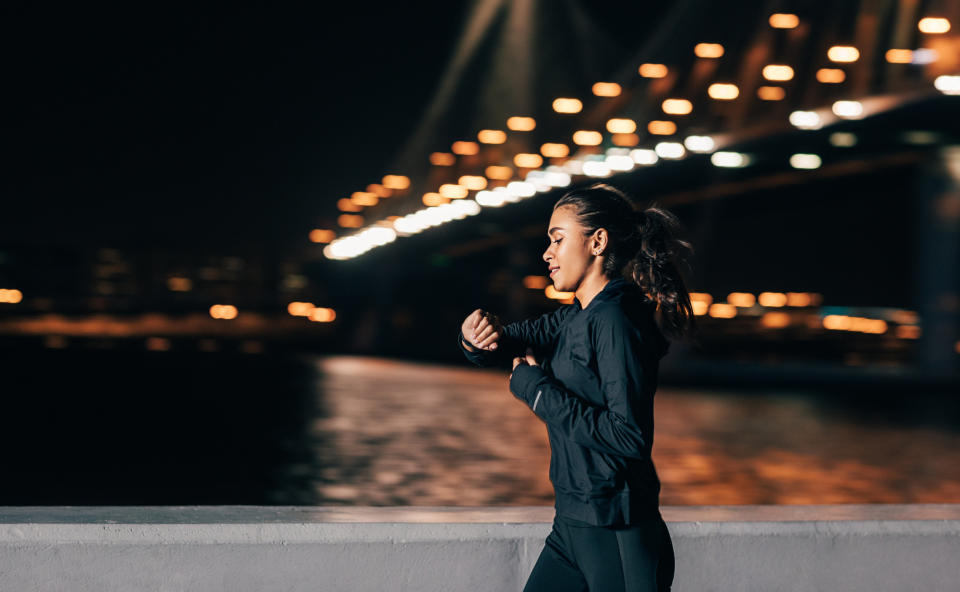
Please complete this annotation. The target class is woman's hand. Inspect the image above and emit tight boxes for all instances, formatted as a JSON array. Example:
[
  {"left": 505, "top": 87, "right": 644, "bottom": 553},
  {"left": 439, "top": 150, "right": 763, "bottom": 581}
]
[
  {"left": 512, "top": 348, "right": 539, "bottom": 372},
  {"left": 461, "top": 309, "right": 504, "bottom": 351}
]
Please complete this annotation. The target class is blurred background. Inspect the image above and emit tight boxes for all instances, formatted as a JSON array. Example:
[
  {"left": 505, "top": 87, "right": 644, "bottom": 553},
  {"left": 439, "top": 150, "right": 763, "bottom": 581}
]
[{"left": 2, "top": 0, "right": 959, "bottom": 507}]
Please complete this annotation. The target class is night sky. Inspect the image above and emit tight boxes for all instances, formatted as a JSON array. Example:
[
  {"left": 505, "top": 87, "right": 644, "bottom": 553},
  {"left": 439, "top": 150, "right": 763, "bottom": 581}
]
[
  {"left": 4, "top": 2, "right": 670, "bottom": 249},
  {"left": 4, "top": 4, "right": 470, "bottom": 247}
]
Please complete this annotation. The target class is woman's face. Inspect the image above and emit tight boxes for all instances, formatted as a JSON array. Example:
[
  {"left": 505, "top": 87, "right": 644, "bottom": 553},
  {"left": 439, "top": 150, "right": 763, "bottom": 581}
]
[{"left": 542, "top": 205, "right": 594, "bottom": 293}]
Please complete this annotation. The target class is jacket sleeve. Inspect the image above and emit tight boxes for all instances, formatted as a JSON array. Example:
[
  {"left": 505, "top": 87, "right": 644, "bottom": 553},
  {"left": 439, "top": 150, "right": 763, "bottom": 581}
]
[
  {"left": 508, "top": 305, "right": 650, "bottom": 459},
  {"left": 458, "top": 305, "right": 573, "bottom": 368}
]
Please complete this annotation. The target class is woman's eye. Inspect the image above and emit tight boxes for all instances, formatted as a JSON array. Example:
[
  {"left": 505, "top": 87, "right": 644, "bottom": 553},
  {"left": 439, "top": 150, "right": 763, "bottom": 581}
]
[{"left": 552, "top": 238, "right": 562, "bottom": 245}]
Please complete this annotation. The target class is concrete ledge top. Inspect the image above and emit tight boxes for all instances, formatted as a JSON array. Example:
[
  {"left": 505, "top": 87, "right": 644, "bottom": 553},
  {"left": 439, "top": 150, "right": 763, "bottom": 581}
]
[{"left": 2, "top": 504, "right": 960, "bottom": 524}]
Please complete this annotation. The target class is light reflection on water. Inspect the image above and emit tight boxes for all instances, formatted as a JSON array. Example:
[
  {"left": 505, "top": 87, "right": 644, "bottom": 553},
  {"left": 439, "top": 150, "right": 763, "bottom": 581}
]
[{"left": 304, "top": 356, "right": 960, "bottom": 506}]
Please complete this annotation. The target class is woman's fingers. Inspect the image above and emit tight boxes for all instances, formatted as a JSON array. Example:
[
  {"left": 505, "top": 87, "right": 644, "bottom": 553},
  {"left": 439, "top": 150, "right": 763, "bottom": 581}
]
[
  {"left": 475, "top": 324, "right": 498, "bottom": 349},
  {"left": 464, "top": 310, "right": 501, "bottom": 350}
]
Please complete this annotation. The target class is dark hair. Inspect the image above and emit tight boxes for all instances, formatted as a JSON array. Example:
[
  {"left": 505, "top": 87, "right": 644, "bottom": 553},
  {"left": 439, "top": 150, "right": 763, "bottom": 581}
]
[{"left": 553, "top": 183, "right": 696, "bottom": 340}]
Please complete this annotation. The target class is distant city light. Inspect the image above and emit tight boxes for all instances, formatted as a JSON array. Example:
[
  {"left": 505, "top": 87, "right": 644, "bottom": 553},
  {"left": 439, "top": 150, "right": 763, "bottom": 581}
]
[
  {"left": 605, "top": 152, "right": 635, "bottom": 171},
  {"left": 762, "top": 65, "right": 794, "bottom": 81},
  {"left": 832, "top": 100, "right": 864, "bottom": 118},
  {"left": 830, "top": 132, "right": 858, "bottom": 147},
  {"left": 823, "top": 315, "right": 888, "bottom": 334},
  {"left": 572, "top": 130, "right": 603, "bottom": 145},
  {"left": 918, "top": 17, "right": 950, "bottom": 34},
  {"left": 382, "top": 175, "right": 410, "bottom": 190},
  {"left": 827, "top": 46, "right": 859, "bottom": 62},
  {"left": 654, "top": 142, "right": 685, "bottom": 159},
  {"left": 769, "top": 13, "right": 799, "bottom": 28},
  {"left": 506, "top": 181, "right": 536, "bottom": 198},
  {"left": 761, "top": 312, "right": 791, "bottom": 328},
  {"left": 288, "top": 302, "right": 315, "bottom": 316},
  {"left": 422, "top": 192, "right": 445, "bottom": 206},
  {"left": 439, "top": 184, "right": 468, "bottom": 199},
  {"left": 757, "top": 86, "right": 786, "bottom": 100},
  {"left": 338, "top": 214, "right": 364, "bottom": 228},
  {"left": 514, "top": 153, "right": 544, "bottom": 168},
  {"left": 338, "top": 198, "right": 363, "bottom": 212},
  {"left": 708, "top": 83, "right": 739, "bottom": 99},
  {"left": 477, "top": 129, "right": 507, "bottom": 144},
  {"left": 789, "top": 110, "right": 822, "bottom": 129},
  {"left": 727, "top": 292, "right": 756, "bottom": 307},
  {"left": 895, "top": 325, "right": 921, "bottom": 339},
  {"left": 934, "top": 75, "right": 960, "bottom": 95},
  {"left": 327, "top": 224, "right": 399, "bottom": 258},
  {"left": 523, "top": 275, "right": 549, "bottom": 290},
  {"left": 429, "top": 152, "right": 456, "bottom": 166},
  {"left": 167, "top": 277, "right": 192, "bottom": 291},
  {"left": 758, "top": 292, "right": 788, "bottom": 307},
  {"left": 475, "top": 190, "right": 505, "bottom": 207},
  {"left": 648, "top": 120, "right": 677, "bottom": 135},
  {"left": 553, "top": 98, "right": 583, "bottom": 114},
  {"left": 606, "top": 118, "right": 637, "bottom": 134},
  {"left": 210, "top": 304, "right": 238, "bottom": 320},
  {"left": 506, "top": 116, "right": 536, "bottom": 131},
  {"left": 695, "top": 43, "right": 724, "bottom": 58},
  {"left": 543, "top": 166, "right": 572, "bottom": 188},
  {"left": 540, "top": 143, "right": 570, "bottom": 158},
  {"left": 309, "top": 308, "right": 336, "bottom": 323},
  {"left": 708, "top": 303, "right": 737, "bottom": 318},
  {"left": 545, "top": 285, "right": 575, "bottom": 301},
  {"left": 710, "top": 151, "right": 748, "bottom": 168},
  {"left": 684, "top": 135, "right": 715, "bottom": 153},
  {"left": 790, "top": 153, "right": 822, "bottom": 169},
  {"left": 911, "top": 49, "right": 939, "bottom": 64},
  {"left": 692, "top": 301, "right": 709, "bottom": 315},
  {"left": 0, "top": 288, "right": 23, "bottom": 304},
  {"left": 612, "top": 133, "right": 640, "bottom": 146},
  {"left": 458, "top": 175, "right": 487, "bottom": 190},
  {"left": 485, "top": 165, "right": 513, "bottom": 180},
  {"left": 638, "top": 63, "right": 668, "bottom": 78},
  {"left": 592, "top": 82, "right": 621, "bottom": 97},
  {"left": 350, "top": 191, "right": 378, "bottom": 206},
  {"left": 817, "top": 68, "right": 847, "bottom": 84},
  {"left": 366, "top": 184, "right": 390, "bottom": 198},
  {"left": 562, "top": 159, "right": 584, "bottom": 175},
  {"left": 786, "top": 292, "right": 821, "bottom": 307},
  {"left": 582, "top": 159, "right": 612, "bottom": 177},
  {"left": 662, "top": 99, "right": 693, "bottom": 115},
  {"left": 885, "top": 49, "right": 913, "bottom": 64},
  {"left": 689, "top": 293, "right": 713, "bottom": 305},
  {"left": 630, "top": 149, "right": 658, "bottom": 165},
  {"left": 451, "top": 141, "right": 480, "bottom": 155}
]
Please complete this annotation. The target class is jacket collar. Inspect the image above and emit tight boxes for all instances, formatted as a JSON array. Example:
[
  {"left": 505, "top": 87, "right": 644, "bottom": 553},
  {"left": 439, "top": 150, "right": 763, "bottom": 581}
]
[{"left": 573, "top": 276, "right": 629, "bottom": 310}]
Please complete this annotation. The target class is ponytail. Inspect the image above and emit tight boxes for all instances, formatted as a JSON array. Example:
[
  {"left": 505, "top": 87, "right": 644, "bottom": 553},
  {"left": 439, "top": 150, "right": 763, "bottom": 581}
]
[
  {"left": 553, "top": 183, "right": 696, "bottom": 340},
  {"left": 624, "top": 206, "right": 696, "bottom": 339}
]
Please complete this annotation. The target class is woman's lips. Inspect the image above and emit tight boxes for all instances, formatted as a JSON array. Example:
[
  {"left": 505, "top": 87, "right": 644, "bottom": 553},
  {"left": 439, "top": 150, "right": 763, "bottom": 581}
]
[{"left": 550, "top": 268, "right": 559, "bottom": 277}]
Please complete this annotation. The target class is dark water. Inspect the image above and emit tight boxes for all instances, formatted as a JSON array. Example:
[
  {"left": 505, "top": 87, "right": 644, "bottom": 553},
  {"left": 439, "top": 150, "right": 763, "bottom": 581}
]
[{"left": 3, "top": 349, "right": 960, "bottom": 506}]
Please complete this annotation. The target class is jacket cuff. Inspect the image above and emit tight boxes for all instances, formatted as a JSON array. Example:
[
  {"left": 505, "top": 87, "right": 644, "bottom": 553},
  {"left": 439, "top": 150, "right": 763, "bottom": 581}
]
[
  {"left": 458, "top": 330, "right": 489, "bottom": 366},
  {"left": 509, "top": 364, "right": 547, "bottom": 408}
]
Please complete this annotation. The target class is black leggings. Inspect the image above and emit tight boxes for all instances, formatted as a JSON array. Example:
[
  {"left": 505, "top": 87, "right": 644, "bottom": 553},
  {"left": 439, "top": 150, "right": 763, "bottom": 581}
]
[{"left": 523, "top": 511, "right": 674, "bottom": 592}]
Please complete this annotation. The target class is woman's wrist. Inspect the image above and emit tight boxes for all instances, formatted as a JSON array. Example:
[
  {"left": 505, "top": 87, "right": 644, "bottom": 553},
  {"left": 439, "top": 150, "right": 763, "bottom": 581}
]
[{"left": 460, "top": 332, "right": 479, "bottom": 352}]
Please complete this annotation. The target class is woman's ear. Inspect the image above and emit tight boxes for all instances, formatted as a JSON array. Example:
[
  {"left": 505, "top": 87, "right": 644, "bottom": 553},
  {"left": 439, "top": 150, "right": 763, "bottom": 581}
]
[{"left": 591, "top": 228, "right": 608, "bottom": 254}]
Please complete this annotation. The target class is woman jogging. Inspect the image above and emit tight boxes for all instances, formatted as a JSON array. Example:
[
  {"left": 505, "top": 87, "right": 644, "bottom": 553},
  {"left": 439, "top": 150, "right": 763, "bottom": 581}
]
[{"left": 458, "top": 183, "right": 695, "bottom": 591}]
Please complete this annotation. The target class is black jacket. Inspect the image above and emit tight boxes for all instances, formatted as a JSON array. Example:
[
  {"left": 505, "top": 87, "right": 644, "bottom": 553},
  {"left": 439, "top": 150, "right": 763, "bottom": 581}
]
[{"left": 458, "top": 276, "right": 670, "bottom": 526}]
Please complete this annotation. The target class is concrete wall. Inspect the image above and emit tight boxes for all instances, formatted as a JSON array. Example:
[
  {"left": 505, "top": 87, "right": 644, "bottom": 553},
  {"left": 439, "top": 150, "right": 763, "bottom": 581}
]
[{"left": 1, "top": 505, "right": 958, "bottom": 591}]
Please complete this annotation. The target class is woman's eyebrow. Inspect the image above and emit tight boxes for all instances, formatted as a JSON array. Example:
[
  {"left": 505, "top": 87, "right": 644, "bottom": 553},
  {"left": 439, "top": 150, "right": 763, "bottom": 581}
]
[{"left": 547, "top": 226, "right": 565, "bottom": 236}]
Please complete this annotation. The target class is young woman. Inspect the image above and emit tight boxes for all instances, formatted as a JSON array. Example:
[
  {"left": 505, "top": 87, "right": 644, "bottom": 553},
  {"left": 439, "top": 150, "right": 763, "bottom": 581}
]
[{"left": 458, "top": 183, "right": 695, "bottom": 592}]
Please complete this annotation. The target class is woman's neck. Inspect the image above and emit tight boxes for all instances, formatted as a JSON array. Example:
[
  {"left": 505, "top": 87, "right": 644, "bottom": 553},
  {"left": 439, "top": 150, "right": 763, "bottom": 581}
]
[{"left": 576, "top": 272, "right": 611, "bottom": 310}]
